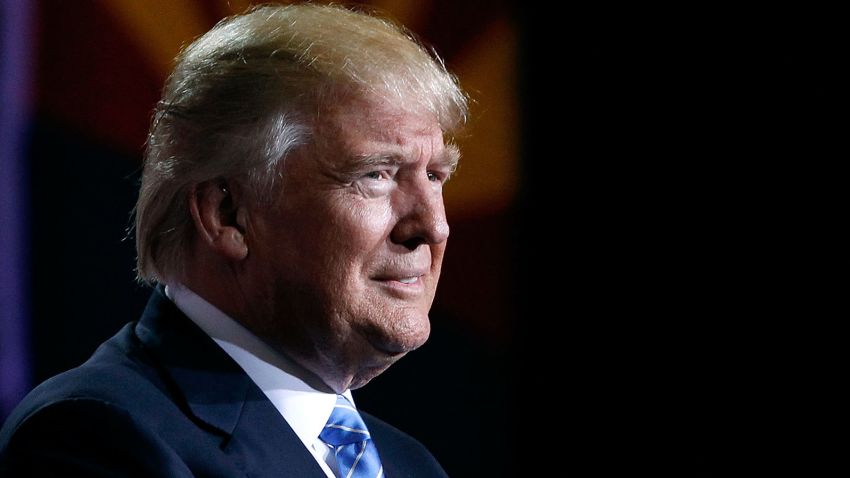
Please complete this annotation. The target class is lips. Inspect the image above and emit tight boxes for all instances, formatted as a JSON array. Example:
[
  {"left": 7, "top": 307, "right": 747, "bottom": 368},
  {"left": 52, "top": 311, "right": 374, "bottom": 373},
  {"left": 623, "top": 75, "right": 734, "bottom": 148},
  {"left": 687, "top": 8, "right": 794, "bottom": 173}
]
[
  {"left": 371, "top": 267, "right": 429, "bottom": 298},
  {"left": 371, "top": 270, "right": 427, "bottom": 283},
  {"left": 371, "top": 263, "right": 429, "bottom": 282}
]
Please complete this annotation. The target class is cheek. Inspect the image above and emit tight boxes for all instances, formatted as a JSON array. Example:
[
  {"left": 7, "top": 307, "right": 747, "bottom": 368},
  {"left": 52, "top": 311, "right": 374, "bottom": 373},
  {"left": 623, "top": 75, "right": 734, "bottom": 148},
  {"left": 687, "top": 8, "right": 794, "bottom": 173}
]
[
  {"left": 330, "top": 197, "right": 394, "bottom": 263},
  {"left": 358, "top": 202, "right": 394, "bottom": 235},
  {"left": 274, "top": 196, "right": 393, "bottom": 297}
]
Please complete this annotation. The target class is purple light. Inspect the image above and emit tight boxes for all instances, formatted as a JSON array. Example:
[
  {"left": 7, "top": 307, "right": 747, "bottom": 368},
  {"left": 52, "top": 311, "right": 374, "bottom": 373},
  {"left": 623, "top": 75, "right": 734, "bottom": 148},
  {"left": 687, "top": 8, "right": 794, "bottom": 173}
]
[{"left": 0, "top": 0, "right": 33, "bottom": 419}]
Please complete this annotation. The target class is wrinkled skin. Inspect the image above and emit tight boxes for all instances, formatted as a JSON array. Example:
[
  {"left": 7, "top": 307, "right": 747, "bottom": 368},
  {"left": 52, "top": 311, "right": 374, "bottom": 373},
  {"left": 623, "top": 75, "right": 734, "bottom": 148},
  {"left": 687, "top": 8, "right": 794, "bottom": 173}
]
[{"left": 238, "top": 96, "right": 457, "bottom": 392}]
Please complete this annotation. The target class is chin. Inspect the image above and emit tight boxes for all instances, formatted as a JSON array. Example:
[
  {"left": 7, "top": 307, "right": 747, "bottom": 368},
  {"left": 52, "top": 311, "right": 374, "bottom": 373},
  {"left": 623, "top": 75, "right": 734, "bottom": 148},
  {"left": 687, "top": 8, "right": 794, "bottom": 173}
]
[
  {"left": 348, "top": 360, "right": 402, "bottom": 390},
  {"left": 367, "top": 312, "right": 432, "bottom": 356}
]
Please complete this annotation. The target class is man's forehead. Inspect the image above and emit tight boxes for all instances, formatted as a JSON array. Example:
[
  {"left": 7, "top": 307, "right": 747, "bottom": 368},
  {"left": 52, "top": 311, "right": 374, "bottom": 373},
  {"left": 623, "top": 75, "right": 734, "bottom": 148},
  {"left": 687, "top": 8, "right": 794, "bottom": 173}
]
[
  {"left": 312, "top": 94, "right": 457, "bottom": 170},
  {"left": 324, "top": 91, "right": 441, "bottom": 130}
]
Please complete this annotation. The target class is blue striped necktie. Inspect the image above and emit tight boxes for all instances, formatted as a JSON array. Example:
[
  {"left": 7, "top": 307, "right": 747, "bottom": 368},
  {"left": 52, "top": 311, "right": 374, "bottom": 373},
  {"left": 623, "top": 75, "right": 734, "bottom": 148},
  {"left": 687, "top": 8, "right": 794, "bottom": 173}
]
[{"left": 320, "top": 395, "right": 384, "bottom": 478}]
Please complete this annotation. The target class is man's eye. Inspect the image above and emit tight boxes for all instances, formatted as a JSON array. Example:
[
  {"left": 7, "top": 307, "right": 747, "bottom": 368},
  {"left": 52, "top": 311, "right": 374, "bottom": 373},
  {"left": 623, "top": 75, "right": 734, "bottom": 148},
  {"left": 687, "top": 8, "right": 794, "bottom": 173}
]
[
  {"left": 364, "top": 171, "right": 384, "bottom": 180},
  {"left": 427, "top": 171, "right": 442, "bottom": 182}
]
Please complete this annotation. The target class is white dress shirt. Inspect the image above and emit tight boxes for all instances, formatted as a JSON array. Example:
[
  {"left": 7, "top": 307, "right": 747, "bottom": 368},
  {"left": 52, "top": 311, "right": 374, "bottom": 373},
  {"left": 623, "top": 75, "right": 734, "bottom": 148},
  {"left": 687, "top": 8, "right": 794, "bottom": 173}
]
[{"left": 165, "top": 283, "right": 351, "bottom": 478}]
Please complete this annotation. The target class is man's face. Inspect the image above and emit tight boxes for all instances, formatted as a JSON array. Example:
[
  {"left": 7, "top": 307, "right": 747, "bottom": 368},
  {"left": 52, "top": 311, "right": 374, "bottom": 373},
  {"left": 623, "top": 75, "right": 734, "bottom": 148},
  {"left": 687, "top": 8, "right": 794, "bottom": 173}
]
[{"left": 245, "top": 96, "right": 456, "bottom": 391}]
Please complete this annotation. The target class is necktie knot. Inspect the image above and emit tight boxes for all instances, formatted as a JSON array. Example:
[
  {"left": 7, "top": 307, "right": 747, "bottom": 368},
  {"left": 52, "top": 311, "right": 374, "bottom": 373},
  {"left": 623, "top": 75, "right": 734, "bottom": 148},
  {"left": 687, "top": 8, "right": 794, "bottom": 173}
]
[
  {"left": 320, "top": 395, "right": 372, "bottom": 446},
  {"left": 320, "top": 395, "right": 383, "bottom": 478}
]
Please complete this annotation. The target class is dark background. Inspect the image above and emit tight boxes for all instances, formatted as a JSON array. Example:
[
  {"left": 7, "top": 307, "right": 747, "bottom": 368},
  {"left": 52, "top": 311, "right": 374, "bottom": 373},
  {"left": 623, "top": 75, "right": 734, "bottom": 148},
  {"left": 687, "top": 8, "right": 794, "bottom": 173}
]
[
  {"left": 516, "top": 5, "right": 840, "bottom": 476},
  {"left": 3, "top": 2, "right": 841, "bottom": 476}
]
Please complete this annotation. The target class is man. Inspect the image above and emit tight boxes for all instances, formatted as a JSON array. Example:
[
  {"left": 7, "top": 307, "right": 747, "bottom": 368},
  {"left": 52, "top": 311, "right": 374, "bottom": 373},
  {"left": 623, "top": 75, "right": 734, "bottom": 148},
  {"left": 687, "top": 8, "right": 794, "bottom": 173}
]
[{"left": 0, "top": 3, "right": 466, "bottom": 476}]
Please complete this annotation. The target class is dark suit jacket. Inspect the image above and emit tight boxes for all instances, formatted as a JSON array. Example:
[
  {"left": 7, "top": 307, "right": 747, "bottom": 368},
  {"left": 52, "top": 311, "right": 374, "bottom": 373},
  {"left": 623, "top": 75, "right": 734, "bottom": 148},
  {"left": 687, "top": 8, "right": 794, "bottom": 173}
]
[{"left": 0, "top": 288, "right": 448, "bottom": 477}]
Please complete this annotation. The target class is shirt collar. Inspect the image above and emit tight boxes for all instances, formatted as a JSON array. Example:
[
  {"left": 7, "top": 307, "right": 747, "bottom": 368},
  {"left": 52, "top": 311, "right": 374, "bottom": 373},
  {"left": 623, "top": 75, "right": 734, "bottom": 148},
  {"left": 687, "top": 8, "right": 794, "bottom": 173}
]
[{"left": 164, "top": 283, "right": 354, "bottom": 449}]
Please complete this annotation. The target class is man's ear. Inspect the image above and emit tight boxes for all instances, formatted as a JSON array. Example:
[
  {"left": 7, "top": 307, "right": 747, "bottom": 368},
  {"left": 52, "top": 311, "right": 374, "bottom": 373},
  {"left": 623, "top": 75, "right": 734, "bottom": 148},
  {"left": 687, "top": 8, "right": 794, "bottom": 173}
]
[{"left": 188, "top": 179, "right": 249, "bottom": 261}]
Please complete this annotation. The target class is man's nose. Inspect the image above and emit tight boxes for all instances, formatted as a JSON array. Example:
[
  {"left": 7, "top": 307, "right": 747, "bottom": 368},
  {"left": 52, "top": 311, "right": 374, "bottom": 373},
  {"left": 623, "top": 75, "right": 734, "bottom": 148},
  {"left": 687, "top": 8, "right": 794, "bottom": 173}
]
[{"left": 390, "top": 178, "right": 450, "bottom": 250}]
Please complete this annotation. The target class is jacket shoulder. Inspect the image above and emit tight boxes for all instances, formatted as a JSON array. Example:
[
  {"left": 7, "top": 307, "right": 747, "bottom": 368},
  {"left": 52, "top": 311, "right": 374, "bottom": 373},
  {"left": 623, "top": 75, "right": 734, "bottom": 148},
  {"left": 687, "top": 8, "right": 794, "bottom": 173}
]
[
  {"left": 362, "top": 412, "right": 449, "bottom": 478},
  {"left": 4, "top": 323, "right": 173, "bottom": 421},
  {"left": 0, "top": 321, "right": 246, "bottom": 477},
  {"left": 0, "top": 397, "right": 193, "bottom": 477}
]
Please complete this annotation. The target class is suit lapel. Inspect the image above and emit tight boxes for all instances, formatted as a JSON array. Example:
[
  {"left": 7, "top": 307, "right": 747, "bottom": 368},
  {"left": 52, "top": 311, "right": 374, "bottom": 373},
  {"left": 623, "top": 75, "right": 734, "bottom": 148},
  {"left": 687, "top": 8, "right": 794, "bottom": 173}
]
[
  {"left": 363, "top": 414, "right": 404, "bottom": 478},
  {"left": 134, "top": 288, "right": 327, "bottom": 477},
  {"left": 223, "top": 384, "right": 328, "bottom": 477},
  {"left": 362, "top": 412, "right": 449, "bottom": 478}
]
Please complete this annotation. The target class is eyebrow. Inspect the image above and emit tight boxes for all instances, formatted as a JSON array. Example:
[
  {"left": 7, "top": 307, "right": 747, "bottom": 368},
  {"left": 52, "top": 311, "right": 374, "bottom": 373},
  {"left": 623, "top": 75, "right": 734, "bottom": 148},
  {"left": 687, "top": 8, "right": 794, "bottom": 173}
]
[
  {"left": 442, "top": 144, "right": 461, "bottom": 174},
  {"left": 351, "top": 143, "right": 460, "bottom": 173}
]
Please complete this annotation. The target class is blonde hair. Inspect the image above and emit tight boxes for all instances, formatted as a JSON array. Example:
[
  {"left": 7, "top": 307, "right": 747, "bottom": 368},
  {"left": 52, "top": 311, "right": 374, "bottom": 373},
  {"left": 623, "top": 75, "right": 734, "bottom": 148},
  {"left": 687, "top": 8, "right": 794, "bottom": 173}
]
[{"left": 134, "top": 3, "right": 467, "bottom": 284}]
